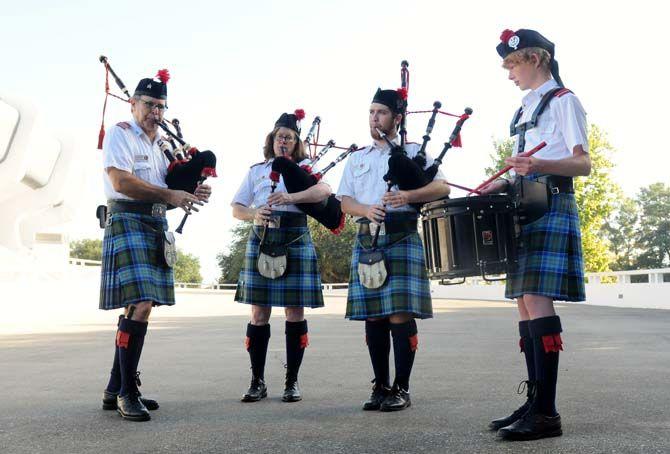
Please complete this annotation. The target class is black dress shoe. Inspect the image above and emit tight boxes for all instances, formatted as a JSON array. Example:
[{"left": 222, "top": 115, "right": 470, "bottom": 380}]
[
  {"left": 498, "top": 409, "right": 562, "bottom": 441},
  {"left": 362, "top": 382, "right": 391, "bottom": 411},
  {"left": 282, "top": 377, "right": 302, "bottom": 402},
  {"left": 117, "top": 392, "right": 151, "bottom": 421},
  {"left": 379, "top": 385, "right": 411, "bottom": 412},
  {"left": 102, "top": 390, "right": 159, "bottom": 411},
  {"left": 241, "top": 377, "right": 267, "bottom": 402},
  {"left": 489, "top": 380, "right": 536, "bottom": 431}
]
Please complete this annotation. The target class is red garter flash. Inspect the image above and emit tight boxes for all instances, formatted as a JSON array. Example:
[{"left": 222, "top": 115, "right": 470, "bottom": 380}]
[
  {"left": 409, "top": 334, "right": 419, "bottom": 352},
  {"left": 542, "top": 334, "right": 563, "bottom": 353},
  {"left": 116, "top": 331, "right": 130, "bottom": 349},
  {"left": 244, "top": 336, "right": 251, "bottom": 351},
  {"left": 299, "top": 333, "right": 309, "bottom": 349}
]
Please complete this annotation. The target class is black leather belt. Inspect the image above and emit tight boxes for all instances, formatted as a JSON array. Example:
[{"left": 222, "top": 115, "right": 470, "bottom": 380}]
[
  {"left": 536, "top": 175, "right": 574, "bottom": 194},
  {"left": 254, "top": 212, "right": 307, "bottom": 228},
  {"left": 107, "top": 200, "right": 167, "bottom": 217},
  {"left": 358, "top": 219, "right": 417, "bottom": 236},
  {"left": 276, "top": 213, "right": 307, "bottom": 227}
]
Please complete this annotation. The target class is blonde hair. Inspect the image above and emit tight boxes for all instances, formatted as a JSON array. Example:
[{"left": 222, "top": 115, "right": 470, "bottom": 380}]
[
  {"left": 503, "top": 47, "right": 552, "bottom": 74},
  {"left": 262, "top": 127, "right": 308, "bottom": 162}
]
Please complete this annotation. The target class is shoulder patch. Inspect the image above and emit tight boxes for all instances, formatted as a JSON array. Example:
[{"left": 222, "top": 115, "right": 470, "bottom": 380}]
[
  {"left": 116, "top": 121, "right": 131, "bottom": 130},
  {"left": 554, "top": 88, "right": 573, "bottom": 98}
]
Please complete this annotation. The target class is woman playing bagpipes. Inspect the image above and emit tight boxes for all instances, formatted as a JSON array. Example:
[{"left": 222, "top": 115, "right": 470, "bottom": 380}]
[{"left": 231, "top": 110, "right": 331, "bottom": 403}]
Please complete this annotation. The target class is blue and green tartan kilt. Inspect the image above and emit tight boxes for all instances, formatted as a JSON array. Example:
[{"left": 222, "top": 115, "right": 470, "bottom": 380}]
[
  {"left": 346, "top": 227, "right": 433, "bottom": 321},
  {"left": 235, "top": 224, "right": 324, "bottom": 308},
  {"left": 99, "top": 213, "right": 175, "bottom": 310},
  {"left": 505, "top": 193, "right": 586, "bottom": 302}
]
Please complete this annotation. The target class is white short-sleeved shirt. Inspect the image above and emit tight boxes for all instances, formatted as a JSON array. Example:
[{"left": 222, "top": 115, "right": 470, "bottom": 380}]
[
  {"left": 336, "top": 138, "right": 446, "bottom": 215},
  {"left": 512, "top": 79, "right": 588, "bottom": 173},
  {"left": 102, "top": 120, "right": 169, "bottom": 200},
  {"left": 232, "top": 158, "right": 328, "bottom": 213}
]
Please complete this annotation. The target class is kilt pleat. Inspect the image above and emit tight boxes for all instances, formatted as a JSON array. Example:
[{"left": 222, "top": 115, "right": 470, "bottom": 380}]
[
  {"left": 234, "top": 225, "right": 324, "bottom": 308},
  {"left": 505, "top": 193, "right": 586, "bottom": 301},
  {"left": 99, "top": 213, "right": 175, "bottom": 310},
  {"left": 346, "top": 229, "right": 433, "bottom": 320}
]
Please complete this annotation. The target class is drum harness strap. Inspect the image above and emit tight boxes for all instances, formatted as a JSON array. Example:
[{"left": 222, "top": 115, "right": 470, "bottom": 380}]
[
  {"left": 509, "top": 87, "right": 574, "bottom": 195},
  {"left": 509, "top": 87, "right": 572, "bottom": 155}
]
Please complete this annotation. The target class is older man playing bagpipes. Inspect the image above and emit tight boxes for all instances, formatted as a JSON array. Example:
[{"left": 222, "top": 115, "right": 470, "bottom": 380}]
[{"left": 97, "top": 62, "right": 214, "bottom": 422}]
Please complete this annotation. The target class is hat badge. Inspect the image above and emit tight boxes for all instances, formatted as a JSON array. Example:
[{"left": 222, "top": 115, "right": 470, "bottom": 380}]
[
  {"left": 147, "top": 83, "right": 152, "bottom": 89},
  {"left": 508, "top": 35, "right": 520, "bottom": 50}
]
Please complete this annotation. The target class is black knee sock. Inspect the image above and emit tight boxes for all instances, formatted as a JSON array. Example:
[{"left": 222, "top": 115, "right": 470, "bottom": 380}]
[
  {"left": 529, "top": 316, "right": 563, "bottom": 416},
  {"left": 285, "top": 320, "right": 308, "bottom": 381},
  {"left": 117, "top": 318, "right": 148, "bottom": 397},
  {"left": 246, "top": 323, "right": 271, "bottom": 380},
  {"left": 105, "top": 314, "right": 125, "bottom": 393},
  {"left": 519, "top": 320, "right": 536, "bottom": 382},
  {"left": 390, "top": 320, "right": 418, "bottom": 391},
  {"left": 365, "top": 319, "right": 391, "bottom": 387}
]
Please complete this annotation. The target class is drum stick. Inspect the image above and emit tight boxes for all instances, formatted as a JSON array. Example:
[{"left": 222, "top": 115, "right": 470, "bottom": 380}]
[
  {"left": 470, "top": 141, "right": 547, "bottom": 194},
  {"left": 447, "top": 181, "right": 481, "bottom": 194}
]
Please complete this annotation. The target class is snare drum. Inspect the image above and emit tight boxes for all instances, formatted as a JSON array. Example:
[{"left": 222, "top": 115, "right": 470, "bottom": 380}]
[{"left": 421, "top": 195, "right": 518, "bottom": 280}]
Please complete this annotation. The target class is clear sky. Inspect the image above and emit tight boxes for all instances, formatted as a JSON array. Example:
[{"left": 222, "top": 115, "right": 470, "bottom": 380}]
[{"left": 2, "top": 0, "right": 669, "bottom": 282}]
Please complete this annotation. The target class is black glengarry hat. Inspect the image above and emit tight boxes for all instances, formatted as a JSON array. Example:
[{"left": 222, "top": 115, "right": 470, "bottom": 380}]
[
  {"left": 372, "top": 88, "right": 406, "bottom": 114},
  {"left": 496, "top": 29, "right": 564, "bottom": 87},
  {"left": 134, "top": 69, "right": 170, "bottom": 99},
  {"left": 274, "top": 109, "right": 306, "bottom": 135}
]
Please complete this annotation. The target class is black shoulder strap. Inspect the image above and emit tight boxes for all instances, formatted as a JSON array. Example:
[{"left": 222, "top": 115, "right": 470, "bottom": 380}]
[
  {"left": 510, "top": 88, "right": 572, "bottom": 153},
  {"left": 509, "top": 88, "right": 572, "bottom": 137}
]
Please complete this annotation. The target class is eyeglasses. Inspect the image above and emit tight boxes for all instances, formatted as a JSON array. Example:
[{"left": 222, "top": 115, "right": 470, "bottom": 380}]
[
  {"left": 274, "top": 135, "right": 296, "bottom": 143},
  {"left": 140, "top": 100, "right": 168, "bottom": 111}
]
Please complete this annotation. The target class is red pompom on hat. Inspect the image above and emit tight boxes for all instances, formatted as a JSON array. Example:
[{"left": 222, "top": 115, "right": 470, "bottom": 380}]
[
  {"left": 156, "top": 69, "right": 170, "bottom": 84},
  {"left": 396, "top": 87, "right": 408, "bottom": 101},
  {"left": 294, "top": 109, "right": 305, "bottom": 120},
  {"left": 500, "top": 29, "right": 516, "bottom": 43}
]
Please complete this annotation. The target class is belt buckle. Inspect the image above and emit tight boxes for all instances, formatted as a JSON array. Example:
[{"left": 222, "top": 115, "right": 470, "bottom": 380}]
[
  {"left": 151, "top": 204, "right": 166, "bottom": 217},
  {"left": 551, "top": 186, "right": 560, "bottom": 195},
  {"left": 267, "top": 215, "right": 281, "bottom": 229},
  {"left": 369, "top": 223, "right": 385, "bottom": 236}
]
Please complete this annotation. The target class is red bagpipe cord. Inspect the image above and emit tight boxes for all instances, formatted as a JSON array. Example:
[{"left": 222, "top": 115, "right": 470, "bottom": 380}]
[
  {"left": 98, "top": 65, "right": 130, "bottom": 150},
  {"left": 542, "top": 334, "right": 563, "bottom": 353},
  {"left": 97, "top": 67, "right": 110, "bottom": 150}
]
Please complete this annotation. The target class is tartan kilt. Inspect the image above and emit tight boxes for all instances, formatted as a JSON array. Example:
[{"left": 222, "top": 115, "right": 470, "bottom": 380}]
[
  {"left": 505, "top": 193, "right": 586, "bottom": 302},
  {"left": 99, "top": 213, "right": 175, "bottom": 310},
  {"left": 346, "top": 229, "right": 433, "bottom": 320},
  {"left": 234, "top": 225, "right": 324, "bottom": 308}
]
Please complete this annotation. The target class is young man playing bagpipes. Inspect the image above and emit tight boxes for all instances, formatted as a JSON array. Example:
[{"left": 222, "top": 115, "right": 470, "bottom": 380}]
[
  {"left": 480, "top": 29, "right": 591, "bottom": 440},
  {"left": 99, "top": 71, "right": 212, "bottom": 421},
  {"left": 337, "top": 89, "right": 450, "bottom": 412}
]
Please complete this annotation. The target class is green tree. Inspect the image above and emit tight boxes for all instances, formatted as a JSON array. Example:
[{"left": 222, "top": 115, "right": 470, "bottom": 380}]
[
  {"left": 69, "top": 238, "right": 103, "bottom": 261},
  {"left": 174, "top": 249, "right": 203, "bottom": 283},
  {"left": 309, "top": 217, "right": 357, "bottom": 283},
  {"left": 217, "top": 221, "right": 252, "bottom": 283},
  {"left": 574, "top": 125, "right": 618, "bottom": 272},
  {"left": 634, "top": 183, "right": 670, "bottom": 268},
  {"left": 603, "top": 195, "right": 640, "bottom": 270},
  {"left": 488, "top": 124, "right": 619, "bottom": 272},
  {"left": 485, "top": 137, "right": 514, "bottom": 177}
]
